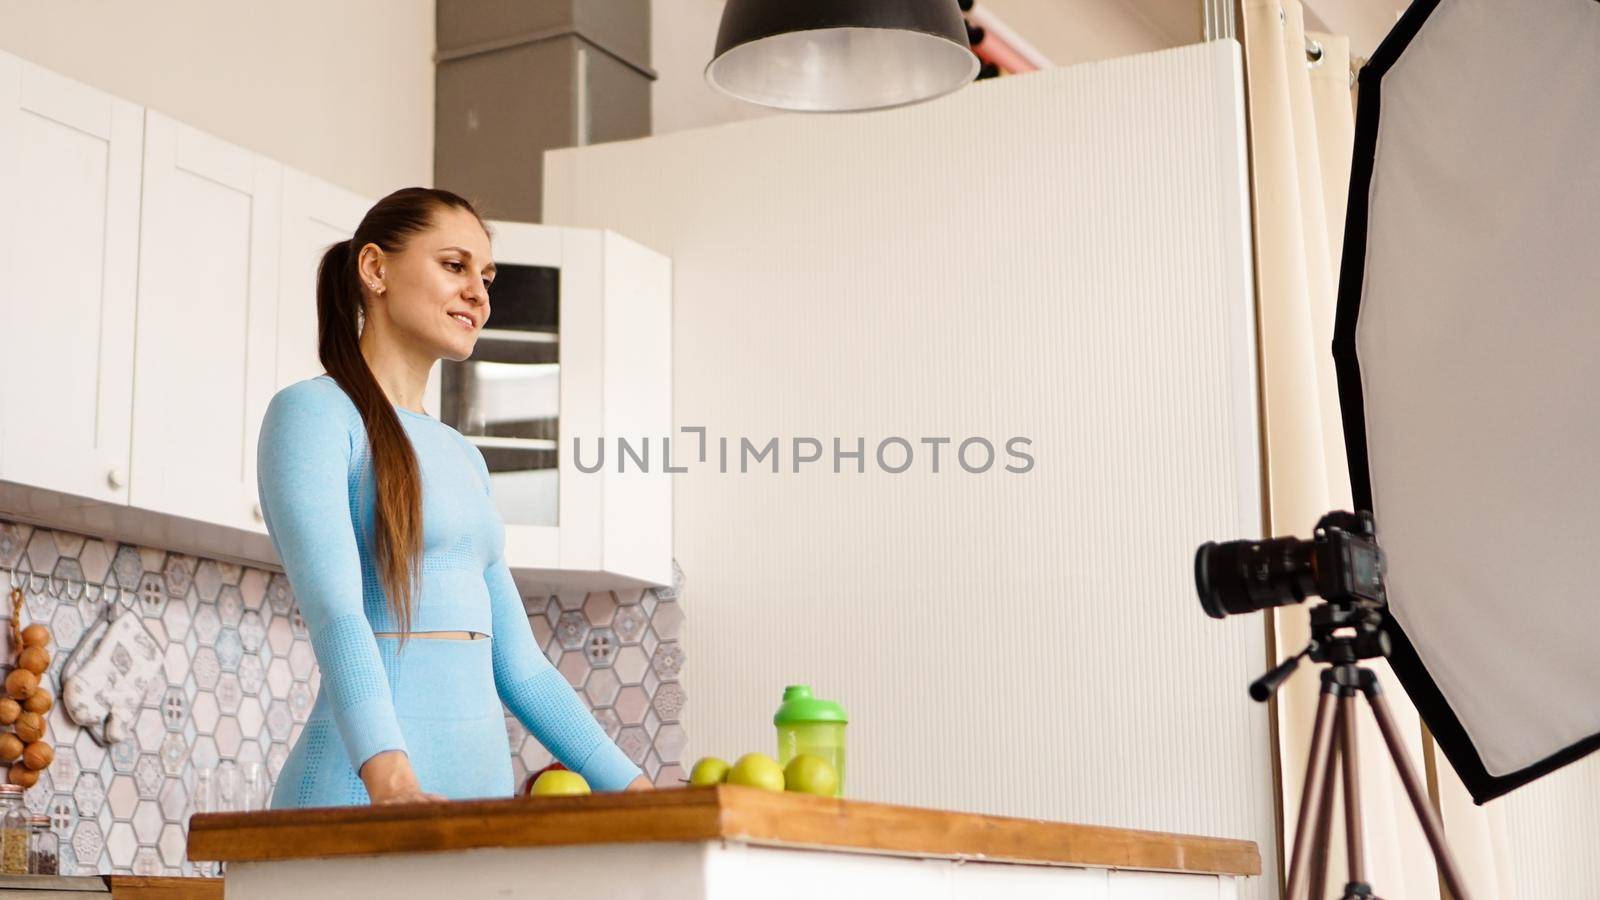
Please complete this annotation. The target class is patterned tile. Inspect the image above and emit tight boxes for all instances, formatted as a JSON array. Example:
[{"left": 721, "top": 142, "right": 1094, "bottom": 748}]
[
  {"left": 192, "top": 647, "right": 220, "bottom": 691},
  {"left": 615, "top": 726, "right": 649, "bottom": 765},
  {"left": 216, "top": 629, "right": 243, "bottom": 672},
  {"left": 107, "top": 774, "right": 138, "bottom": 819},
  {"left": 137, "top": 572, "right": 168, "bottom": 618},
  {"left": 158, "top": 733, "right": 188, "bottom": 777},
  {"left": 158, "top": 823, "right": 185, "bottom": 867},
  {"left": 238, "top": 654, "right": 264, "bottom": 695},
  {"left": 612, "top": 606, "right": 647, "bottom": 644},
  {"left": 192, "top": 605, "right": 220, "bottom": 645},
  {"left": 134, "top": 754, "right": 163, "bottom": 800},
  {"left": 239, "top": 569, "right": 268, "bottom": 610},
  {"left": 132, "top": 799, "right": 162, "bottom": 843},
  {"left": 584, "top": 667, "right": 621, "bottom": 707},
  {"left": 613, "top": 645, "right": 650, "bottom": 685},
  {"left": 0, "top": 523, "right": 29, "bottom": 567},
  {"left": 107, "top": 821, "right": 137, "bottom": 867},
  {"left": 192, "top": 560, "right": 222, "bottom": 603},
  {"left": 583, "top": 591, "right": 617, "bottom": 627},
  {"left": 651, "top": 642, "right": 685, "bottom": 682},
  {"left": 111, "top": 545, "right": 142, "bottom": 589},
  {"left": 132, "top": 846, "right": 162, "bottom": 876},
  {"left": 27, "top": 529, "right": 60, "bottom": 573},
  {"left": 217, "top": 585, "right": 243, "bottom": 627},
  {"left": 157, "top": 778, "right": 186, "bottom": 821},
  {"left": 239, "top": 611, "right": 265, "bottom": 653},
  {"left": 162, "top": 554, "right": 195, "bottom": 604},
  {"left": 650, "top": 601, "right": 683, "bottom": 641},
  {"left": 191, "top": 693, "right": 219, "bottom": 735},
  {"left": 654, "top": 723, "right": 686, "bottom": 764},
  {"left": 615, "top": 685, "right": 649, "bottom": 725},
  {"left": 266, "top": 573, "right": 293, "bottom": 615},
  {"left": 287, "top": 642, "right": 314, "bottom": 681},
  {"left": 652, "top": 682, "right": 685, "bottom": 723},
  {"left": 585, "top": 628, "right": 617, "bottom": 668},
  {"left": 555, "top": 610, "right": 589, "bottom": 651},
  {"left": 72, "top": 819, "right": 103, "bottom": 863},
  {"left": 109, "top": 738, "right": 138, "bottom": 773}
]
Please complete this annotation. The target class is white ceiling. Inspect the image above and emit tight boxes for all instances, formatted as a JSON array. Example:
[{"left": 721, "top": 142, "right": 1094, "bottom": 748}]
[{"left": 980, "top": 0, "right": 1412, "bottom": 67}]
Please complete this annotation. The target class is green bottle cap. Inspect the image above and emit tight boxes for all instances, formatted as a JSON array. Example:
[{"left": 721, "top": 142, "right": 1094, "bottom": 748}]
[{"left": 773, "top": 684, "right": 848, "bottom": 726}]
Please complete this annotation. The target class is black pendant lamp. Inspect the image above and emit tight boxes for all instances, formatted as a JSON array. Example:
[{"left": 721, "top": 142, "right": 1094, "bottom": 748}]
[{"left": 705, "top": 0, "right": 979, "bottom": 113}]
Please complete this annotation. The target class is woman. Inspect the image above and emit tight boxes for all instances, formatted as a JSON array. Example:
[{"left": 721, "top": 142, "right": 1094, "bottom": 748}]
[{"left": 256, "top": 187, "right": 651, "bottom": 806}]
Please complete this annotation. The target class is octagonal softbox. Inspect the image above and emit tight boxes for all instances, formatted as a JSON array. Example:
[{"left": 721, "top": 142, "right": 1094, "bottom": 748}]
[{"left": 1334, "top": 0, "right": 1600, "bottom": 803}]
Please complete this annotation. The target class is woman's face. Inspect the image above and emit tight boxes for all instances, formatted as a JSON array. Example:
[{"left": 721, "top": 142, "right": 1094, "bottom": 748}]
[{"left": 361, "top": 206, "right": 495, "bottom": 363}]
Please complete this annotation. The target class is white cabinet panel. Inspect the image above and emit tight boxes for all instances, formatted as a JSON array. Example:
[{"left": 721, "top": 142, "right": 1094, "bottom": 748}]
[
  {"left": 277, "top": 169, "right": 367, "bottom": 390},
  {"left": 277, "top": 170, "right": 440, "bottom": 411},
  {"left": 130, "top": 112, "right": 280, "bottom": 533},
  {"left": 0, "top": 51, "right": 141, "bottom": 503},
  {"left": 1108, "top": 871, "right": 1227, "bottom": 899}
]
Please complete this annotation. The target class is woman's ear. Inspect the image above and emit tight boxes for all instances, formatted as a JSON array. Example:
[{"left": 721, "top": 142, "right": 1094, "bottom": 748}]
[{"left": 357, "top": 242, "right": 389, "bottom": 295}]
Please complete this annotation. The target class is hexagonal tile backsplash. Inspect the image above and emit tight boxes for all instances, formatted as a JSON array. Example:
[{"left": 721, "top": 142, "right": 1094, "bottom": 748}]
[{"left": 0, "top": 519, "right": 686, "bottom": 877}]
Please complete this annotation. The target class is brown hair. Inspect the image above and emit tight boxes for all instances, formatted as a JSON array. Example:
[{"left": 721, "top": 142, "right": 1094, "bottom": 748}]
[{"left": 315, "top": 187, "right": 489, "bottom": 641}]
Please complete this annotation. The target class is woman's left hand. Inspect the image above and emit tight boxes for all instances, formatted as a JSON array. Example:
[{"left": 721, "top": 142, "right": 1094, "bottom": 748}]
[{"left": 624, "top": 774, "right": 655, "bottom": 791}]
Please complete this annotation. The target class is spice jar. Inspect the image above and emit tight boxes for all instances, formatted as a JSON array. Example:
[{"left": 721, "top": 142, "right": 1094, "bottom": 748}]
[
  {"left": 0, "top": 784, "right": 26, "bottom": 874},
  {"left": 27, "top": 814, "right": 55, "bottom": 875}
]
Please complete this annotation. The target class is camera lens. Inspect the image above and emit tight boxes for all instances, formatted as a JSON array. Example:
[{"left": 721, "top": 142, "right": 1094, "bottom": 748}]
[{"left": 1195, "top": 537, "right": 1318, "bottom": 619}]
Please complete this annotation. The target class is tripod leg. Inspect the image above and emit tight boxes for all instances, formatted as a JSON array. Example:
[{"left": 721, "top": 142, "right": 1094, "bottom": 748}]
[
  {"left": 1307, "top": 717, "right": 1338, "bottom": 900},
  {"left": 1339, "top": 692, "right": 1368, "bottom": 888},
  {"left": 1363, "top": 682, "right": 1477, "bottom": 900},
  {"left": 1286, "top": 678, "right": 1341, "bottom": 900}
]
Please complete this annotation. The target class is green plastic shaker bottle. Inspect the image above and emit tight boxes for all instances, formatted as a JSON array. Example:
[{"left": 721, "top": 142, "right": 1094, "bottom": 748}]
[{"left": 774, "top": 685, "right": 848, "bottom": 796}]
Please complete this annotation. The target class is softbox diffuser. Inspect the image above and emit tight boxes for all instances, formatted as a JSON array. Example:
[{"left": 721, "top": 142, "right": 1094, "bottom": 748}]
[{"left": 1335, "top": 0, "right": 1600, "bottom": 804}]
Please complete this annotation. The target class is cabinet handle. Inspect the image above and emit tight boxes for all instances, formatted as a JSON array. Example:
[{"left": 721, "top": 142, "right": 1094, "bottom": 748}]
[
  {"left": 106, "top": 467, "right": 126, "bottom": 489},
  {"left": 251, "top": 503, "right": 264, "bottom": 522}
]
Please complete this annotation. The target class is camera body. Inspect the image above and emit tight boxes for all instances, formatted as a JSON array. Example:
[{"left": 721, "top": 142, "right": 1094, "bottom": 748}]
[{"left": 1195, "top": 510, "right": 1384, "bottom": 620}]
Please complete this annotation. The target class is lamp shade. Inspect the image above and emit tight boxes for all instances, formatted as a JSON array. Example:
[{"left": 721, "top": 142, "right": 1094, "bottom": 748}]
[{"left": 705, "top": 0, "right": 979, "bottom": 112}]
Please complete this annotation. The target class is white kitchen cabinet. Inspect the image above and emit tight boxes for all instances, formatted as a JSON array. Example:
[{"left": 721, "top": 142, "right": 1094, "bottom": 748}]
[
  {"left": 0, "top": 51, "right": 142, "bottom": 504},
  {"left": 447, "top": 221, "right": 672, "bottom": 589},
  {"left": 128, "top": 111, "right": 281, "bottom": 535},
  {"left": 276, "top": 169, "right": 441, "bottom": 411}
]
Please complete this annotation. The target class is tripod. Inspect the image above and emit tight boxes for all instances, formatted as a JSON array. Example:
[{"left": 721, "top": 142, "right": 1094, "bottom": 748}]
[{"left": 1257, "top": 602, "right": 1475, "bottom": 900}]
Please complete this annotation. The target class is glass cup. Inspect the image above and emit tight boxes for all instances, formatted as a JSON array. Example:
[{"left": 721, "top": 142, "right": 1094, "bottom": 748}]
[{"left": 240, "top": 763, "right": 268, "bottom": 813}]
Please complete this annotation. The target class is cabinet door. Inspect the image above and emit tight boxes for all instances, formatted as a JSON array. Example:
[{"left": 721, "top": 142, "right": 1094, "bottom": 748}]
[
  {"left": 277, "top": 169, "right": 368, "bottom": 389},
  {"left": 278, "top": 170, "right": 441, "bottom": 409},
  {"left": 129, "top": 112, "right": 280, "bottom": 533},
  {"left": 0, "top": 52, "right": 142, "bottom": 503}
]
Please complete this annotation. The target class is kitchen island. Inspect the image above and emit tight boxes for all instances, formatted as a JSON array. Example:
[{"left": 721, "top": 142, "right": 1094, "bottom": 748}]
[{"left": 188, "top": 785, "right": 1259, "bottom": 899}]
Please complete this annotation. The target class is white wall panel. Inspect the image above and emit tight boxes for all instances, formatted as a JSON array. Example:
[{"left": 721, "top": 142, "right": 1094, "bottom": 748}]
[{"left": 548, "top": 41, "right": 1272, "bottom": 896}]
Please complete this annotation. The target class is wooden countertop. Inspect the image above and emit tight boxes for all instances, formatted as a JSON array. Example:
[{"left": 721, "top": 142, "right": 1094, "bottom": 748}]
[
  {"left": 0, "top": 875, "right": 220, "bottom": 898},
  {"left": 105, "top": 877, "right": 222, "bottom": 900},
  {"left": 188, "top": 785, "right": 1259, "bottom": 877}
]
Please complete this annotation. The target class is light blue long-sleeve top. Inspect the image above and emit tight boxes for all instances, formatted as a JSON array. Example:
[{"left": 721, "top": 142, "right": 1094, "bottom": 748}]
[{"left": 255, "top": 374, "right": 641, "bottom": 791}]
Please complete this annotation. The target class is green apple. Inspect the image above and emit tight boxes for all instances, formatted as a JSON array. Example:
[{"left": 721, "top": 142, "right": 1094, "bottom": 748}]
[
  {"left": 531, "top": 769, "right": 591, "bottom": 796},
  {"left": 689, "top": 756, "right": 731, "bottom": 786},
  {"left": 782, "top": 754, "right": 838, "bottom": 797},
  {"left": 725, "top": 752, "right": 785, "bottom": 792}
]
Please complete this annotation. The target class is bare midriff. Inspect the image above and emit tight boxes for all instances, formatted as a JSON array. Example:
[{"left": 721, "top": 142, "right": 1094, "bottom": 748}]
[{"left": 371, "top": 631, "right": 486, "bottom": 640}]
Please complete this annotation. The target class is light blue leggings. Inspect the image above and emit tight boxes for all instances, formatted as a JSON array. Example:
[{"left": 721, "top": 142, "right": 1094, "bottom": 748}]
[{"left": 270, "top": 635, "right": 514, "bottom": 808}]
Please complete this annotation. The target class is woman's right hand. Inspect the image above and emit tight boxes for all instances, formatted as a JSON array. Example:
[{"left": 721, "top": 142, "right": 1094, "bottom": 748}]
[{"left": 360, "top": 749, "right": 448, "bottom": 804}]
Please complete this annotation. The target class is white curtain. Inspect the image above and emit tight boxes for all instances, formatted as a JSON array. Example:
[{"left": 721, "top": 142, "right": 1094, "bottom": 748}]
[
  {"left": 1239, "top": 2, "right": 1600, "bottom": 897},
  {"left": 1240, "top": 1, "right": 1439, "bottom": 896}
]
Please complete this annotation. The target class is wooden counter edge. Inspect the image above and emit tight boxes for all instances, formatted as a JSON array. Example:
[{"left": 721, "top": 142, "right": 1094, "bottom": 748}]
[
  {"left": 187, "top": 785, "right": 1259, "bottom": 878},
  {"left": 104, "top": 876, "right": 223, "bottom": 900}
]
